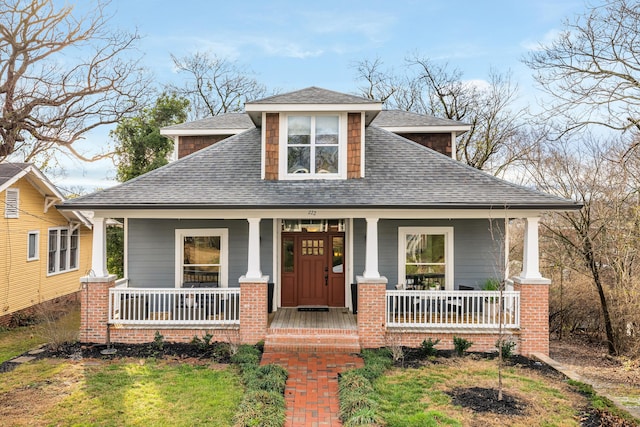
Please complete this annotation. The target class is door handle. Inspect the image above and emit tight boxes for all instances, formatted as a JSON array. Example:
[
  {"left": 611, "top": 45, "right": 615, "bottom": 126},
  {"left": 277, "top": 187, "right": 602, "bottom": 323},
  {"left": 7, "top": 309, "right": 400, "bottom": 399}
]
[{"left": 324, "top": 266, "right": 329, "bottom": 286}]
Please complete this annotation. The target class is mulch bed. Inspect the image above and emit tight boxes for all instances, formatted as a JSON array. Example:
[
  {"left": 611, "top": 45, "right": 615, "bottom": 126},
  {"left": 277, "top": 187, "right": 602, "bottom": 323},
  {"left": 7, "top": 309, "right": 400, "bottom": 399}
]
[
  {"left": 447, "top": 386, "right": 525, "bottom": 415},
  {"left": 0, "top": 341, "right": 237, "bottom": 373}
]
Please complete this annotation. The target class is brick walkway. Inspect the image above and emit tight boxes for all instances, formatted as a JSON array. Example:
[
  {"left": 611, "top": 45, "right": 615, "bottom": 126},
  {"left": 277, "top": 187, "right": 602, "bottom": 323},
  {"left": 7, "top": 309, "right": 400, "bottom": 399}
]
[{"left": 261, "top": 352, "right": 364, "bottom": 427}]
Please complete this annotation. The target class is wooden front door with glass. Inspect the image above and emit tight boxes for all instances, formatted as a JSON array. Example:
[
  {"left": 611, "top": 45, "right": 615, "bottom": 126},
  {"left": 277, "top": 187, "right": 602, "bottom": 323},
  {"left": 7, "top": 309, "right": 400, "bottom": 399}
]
[{"left": 281, "top": 231, "right": 345, "bottom": 307}]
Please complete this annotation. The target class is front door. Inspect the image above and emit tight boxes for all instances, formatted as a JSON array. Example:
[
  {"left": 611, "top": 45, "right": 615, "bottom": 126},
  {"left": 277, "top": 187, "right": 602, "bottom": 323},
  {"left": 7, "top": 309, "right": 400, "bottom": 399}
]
[{"left": 281, "top": 232, "right": 345, "bottom": 307}]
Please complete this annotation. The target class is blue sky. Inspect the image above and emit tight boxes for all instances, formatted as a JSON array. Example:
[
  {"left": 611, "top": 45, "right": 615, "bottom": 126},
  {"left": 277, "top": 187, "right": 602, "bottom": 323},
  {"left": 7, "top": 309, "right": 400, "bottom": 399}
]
[{"left": 55, "top": 0, "right": 587, "bottom": 192}]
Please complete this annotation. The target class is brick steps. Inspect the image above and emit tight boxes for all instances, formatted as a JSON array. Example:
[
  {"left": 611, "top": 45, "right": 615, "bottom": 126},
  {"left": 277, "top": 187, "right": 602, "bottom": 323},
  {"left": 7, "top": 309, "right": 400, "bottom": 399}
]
[{"left": 264, "top": 327, "right": 361, "bottom": 353}]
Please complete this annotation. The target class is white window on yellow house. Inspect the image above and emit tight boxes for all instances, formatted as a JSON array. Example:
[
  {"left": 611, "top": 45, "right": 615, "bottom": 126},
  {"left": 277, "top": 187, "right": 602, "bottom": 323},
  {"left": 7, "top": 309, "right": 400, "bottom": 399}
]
[
  {"left": 27, "top": 231, "right": 39, "bottom": 261},
  {"left": 4, "top": 188, "right": 19, "bottom": 218},
  {"left": 48, "top": 227, "right": 79, "bottom": 274}
]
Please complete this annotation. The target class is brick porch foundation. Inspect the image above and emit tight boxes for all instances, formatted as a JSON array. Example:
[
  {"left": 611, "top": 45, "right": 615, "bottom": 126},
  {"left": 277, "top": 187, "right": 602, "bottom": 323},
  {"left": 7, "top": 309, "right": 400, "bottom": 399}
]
[
  {"left": 356, "top": 277, "right": 388, "bottom": 348},
  {"left": 79, "top": 275, "right": 116, "bottom": 343},
  {"left": 239, "top": 277, "right": 269, "bottom": 344}
]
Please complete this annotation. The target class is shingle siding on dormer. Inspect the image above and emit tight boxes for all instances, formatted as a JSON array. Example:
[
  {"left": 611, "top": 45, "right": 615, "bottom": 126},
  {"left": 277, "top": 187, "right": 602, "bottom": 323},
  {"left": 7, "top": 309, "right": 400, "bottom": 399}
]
[
  {"left": 178, "top": 135, "right": 231, "bottom": 158},
  {"left": 264, "top": 113, "right": 279, "bottom": 180},
  {"left": 347, "top": 113, "right": 362, "bottom": 178},
  {"left": 397, "top": 132, "right": 452, "bottom": 157}
]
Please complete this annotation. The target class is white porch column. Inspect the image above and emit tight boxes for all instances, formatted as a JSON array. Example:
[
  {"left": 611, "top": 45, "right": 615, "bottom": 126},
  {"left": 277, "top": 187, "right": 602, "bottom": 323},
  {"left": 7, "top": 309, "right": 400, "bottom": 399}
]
[
  {"left": 363, "top": 217, "right": 381, "bottom": 279},
  {"left": 245, "top": 218, "right": 262, "bottom": 280},
  {"left": 91, "top": 216, "right": 109, "bottom": 277},
  {"left": 520, "top": 216, "right": 543, "bottom": 280}
]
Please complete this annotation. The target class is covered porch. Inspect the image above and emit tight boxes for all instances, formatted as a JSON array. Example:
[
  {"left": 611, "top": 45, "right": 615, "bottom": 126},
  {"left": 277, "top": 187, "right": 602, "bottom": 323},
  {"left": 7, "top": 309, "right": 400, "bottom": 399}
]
[{"left": 81, "top": 212, "right": 548, "bottom": 356}]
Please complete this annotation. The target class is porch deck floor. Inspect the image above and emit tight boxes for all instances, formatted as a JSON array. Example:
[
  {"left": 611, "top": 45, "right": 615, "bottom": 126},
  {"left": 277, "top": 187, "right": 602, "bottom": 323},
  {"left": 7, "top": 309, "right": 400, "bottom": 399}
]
[{"left": 269, "top": 308, "right": 357, "bottom": 330}]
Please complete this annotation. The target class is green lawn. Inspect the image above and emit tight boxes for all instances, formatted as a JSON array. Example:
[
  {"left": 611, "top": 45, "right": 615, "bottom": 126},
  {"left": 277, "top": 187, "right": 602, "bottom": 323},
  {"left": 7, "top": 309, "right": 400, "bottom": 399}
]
[
  {"left": 0, "top": 304, "right": 80, "bottom": 363},
  {"left": 0, "top": 324, "right": 45, "bottom": 363},
  {"left": 1, "top": 358, "right": 243, "bottom": 427},
  {"left": 369, "top": 358, "right": 636, "bottom": 427}
]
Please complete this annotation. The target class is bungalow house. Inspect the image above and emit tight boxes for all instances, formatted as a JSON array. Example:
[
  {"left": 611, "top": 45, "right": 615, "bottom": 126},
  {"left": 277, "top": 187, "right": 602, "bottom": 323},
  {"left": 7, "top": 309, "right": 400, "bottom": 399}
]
[
  {"left": 60, "top": 87, "right": 579, "bottom": 356},
  {"left": 0, "top": 163, "right": 92, "bottom": 326}
]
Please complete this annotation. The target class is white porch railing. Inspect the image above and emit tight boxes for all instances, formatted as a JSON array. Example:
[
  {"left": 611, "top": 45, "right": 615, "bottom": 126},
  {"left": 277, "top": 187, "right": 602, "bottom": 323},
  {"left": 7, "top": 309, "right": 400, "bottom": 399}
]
[
  {"left": 386, "top": 290, "right": 520, "bottom": 329},
  {"left": 108, "top": 287, "right": 240, "bottom": 326}
]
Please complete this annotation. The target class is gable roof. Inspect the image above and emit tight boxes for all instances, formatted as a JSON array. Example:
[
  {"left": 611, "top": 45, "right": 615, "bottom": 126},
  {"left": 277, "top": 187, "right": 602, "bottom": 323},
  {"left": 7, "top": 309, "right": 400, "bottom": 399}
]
[
  {"left": 372, "top": 110, "right": 470, "bottom": 135},
  {"left": 160, "top": 113, "right": 255, "bottom": 136},
  {"left": 248, "top": 87, "right": 378, "bottom": 105},
  {"left": 60, "top": 127, "right": 578, "bottom": 212},
  {"left": 0, "top": 162, "right": 91, "bottom": 227},
  {"left": 245, "top": 87, "right": 382, "bottom": 126}
]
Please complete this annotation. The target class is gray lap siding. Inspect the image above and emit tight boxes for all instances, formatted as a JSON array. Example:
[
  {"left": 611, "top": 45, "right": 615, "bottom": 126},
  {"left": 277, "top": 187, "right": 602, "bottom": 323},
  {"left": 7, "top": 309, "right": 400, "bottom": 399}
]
[
  {"left": 126, "top": 217, "right": 500, "bottom": 290},
  {"left": 353, "top": 218, "right": 503, "bottom": 289},
  {"left": 126, "top": 218, "right": 273, "bottom": 288}
]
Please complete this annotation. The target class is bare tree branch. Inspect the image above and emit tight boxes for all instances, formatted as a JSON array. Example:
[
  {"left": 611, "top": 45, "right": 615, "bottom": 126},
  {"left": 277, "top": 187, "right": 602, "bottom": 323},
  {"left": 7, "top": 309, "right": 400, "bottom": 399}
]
[
  {"left": 168, "top": 52, "right": 266, "bottom": 120},
  {"left": 0, "top": 0, "right": 151, "bottom": 163},
  {"left": 525, "top": 0, "right": 640, "bottom": 137}
]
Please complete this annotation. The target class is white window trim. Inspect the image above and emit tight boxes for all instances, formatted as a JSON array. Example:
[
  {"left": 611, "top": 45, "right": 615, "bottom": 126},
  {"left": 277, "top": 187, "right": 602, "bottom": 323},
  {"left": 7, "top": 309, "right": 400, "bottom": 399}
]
[
  {"left": 175, "top": 228, "right": 228, "bottom": 288},
  {"left": 398, "top": 226, "right": 454, "bottom": 290},
  {"left": 5, "top": 188, "right": 19, "bottom": 218},
  {"left": 27, "top": 230, "right": 39, "bottom": 261},
  {"left": 47, "top": 227, "right": 79, "bottom": 276},
  {"left": 278, "top": 112, "right": 348, "bottom": 180}
]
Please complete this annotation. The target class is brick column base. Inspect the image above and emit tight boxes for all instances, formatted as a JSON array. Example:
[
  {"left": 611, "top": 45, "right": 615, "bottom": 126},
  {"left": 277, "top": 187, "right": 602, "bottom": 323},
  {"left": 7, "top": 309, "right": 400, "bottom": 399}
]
[
  {"left": 512, "top": 276, "right": 551, "bottom": 357},
  {"left": 79, "top": 275, "right": 117, "bottom": 344},
  {"left": 239, "top": 276, "right": 269, "bottom": 345},
  {"left": 356, "top": 276, "right": 388, "bottom": 349}
]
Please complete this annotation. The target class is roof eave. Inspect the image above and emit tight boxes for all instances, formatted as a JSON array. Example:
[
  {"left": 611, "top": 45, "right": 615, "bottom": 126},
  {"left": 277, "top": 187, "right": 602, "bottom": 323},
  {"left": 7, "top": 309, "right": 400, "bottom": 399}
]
[
  {"left": 245, "top": 103, "right": 382, "bottom": 126},
  {"left": 58, "top": 202, "right": 582, "bottom": 212},
  {"left": 160, "top": 128, "right": 248, "bottom": 136}
]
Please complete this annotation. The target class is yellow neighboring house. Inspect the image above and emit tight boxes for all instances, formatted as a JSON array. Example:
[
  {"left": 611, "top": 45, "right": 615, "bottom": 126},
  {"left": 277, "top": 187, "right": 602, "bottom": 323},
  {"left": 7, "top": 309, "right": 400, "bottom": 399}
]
[{"left": 0, "top": 163, "right": 92, "bottom": 325}]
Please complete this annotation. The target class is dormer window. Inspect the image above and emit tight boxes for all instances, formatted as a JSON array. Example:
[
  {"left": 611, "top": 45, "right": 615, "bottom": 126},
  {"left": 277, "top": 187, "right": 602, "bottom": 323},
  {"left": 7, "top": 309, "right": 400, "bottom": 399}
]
[{"left": 281, "top": 113, "right": 346, "bottom": 179}]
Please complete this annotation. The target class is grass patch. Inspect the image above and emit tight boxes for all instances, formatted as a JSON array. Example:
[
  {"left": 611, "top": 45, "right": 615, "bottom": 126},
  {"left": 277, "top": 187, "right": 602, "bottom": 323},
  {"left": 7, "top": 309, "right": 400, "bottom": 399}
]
[
  {"left": 568, "top": 379, "right": 640, "bottom": 425},
  {"left": 41, "top": 359, "right": 243, "bottom": 426},
  {"left": 0, "top": 324, "right": 44, "bottom": 363},
  {"left": 0, "top": 304, "right": 80, "bottom": 363},
  {"left": 372, "top": 358, "right": 605, "bottom": 426}
]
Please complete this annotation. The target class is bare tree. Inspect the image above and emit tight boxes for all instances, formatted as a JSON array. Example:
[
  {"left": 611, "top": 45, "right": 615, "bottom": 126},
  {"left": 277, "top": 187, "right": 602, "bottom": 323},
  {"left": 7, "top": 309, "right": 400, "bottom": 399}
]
[
  {"left": 527, "top": 135, "right": 640, "bottom": 355},
  {"left": 0, "top": 0, "right": 150, "bottom": 163},
  {"left": 525, "top": 0, "right": 640, "bottom": 136},
  {"left": 168, "top": 52, "right": 267, "bottom": 120},
  {"left": 353, "top": 56, "right": 530, "bottom": 175},
  {"left": 353, "top": 57, "right": 397, "bottom": 103}
]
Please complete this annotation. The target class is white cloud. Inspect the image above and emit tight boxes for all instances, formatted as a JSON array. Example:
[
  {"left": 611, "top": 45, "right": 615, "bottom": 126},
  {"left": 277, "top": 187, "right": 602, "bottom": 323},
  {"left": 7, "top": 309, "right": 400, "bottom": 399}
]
[{"left": 521, "top": 28, "right": 563, "bottom": 52}]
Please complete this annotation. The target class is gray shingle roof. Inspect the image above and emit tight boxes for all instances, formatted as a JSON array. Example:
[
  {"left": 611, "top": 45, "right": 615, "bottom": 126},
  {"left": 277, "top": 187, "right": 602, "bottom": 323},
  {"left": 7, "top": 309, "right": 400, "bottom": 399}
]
[
  {"left": 161, "top": 113, "right": 254, "bottom": 131},
  {"left": 247, "top": 87, "right": 379, "bottom": 105},
  {"left": 0, "top": 163, "right": 30, "bottom": 186},
  {"left": 372, "top": 110, "right": 469, "bottom": 128},
  {"left": 61, "top": 127, "right": 577, "bottom": 211}
]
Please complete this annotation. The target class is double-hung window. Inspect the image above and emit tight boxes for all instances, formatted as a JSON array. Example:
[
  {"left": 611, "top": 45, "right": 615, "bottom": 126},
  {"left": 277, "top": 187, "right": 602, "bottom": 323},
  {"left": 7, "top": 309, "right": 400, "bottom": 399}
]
[
  {"left": 48, "top": 227, "right": 79, "bottom": 274},
  {"left": 398, "top": 227, "right": 454, "bottom": 290},
  {"left": 176, "top": 229, "right": 228, "bottom": 288},
  {"left": 284, "top": 114, "right": 343, "bottom": 178}
]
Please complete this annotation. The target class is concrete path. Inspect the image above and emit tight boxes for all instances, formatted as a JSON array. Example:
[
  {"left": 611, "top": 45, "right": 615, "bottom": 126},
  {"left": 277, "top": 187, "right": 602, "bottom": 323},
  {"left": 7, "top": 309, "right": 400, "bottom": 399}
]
[
  {"left": 533, "top": 352, "right": 640, "bottom": 421},
  {"left": 261, "top": 352, "right": 364, "bottom": 427}
]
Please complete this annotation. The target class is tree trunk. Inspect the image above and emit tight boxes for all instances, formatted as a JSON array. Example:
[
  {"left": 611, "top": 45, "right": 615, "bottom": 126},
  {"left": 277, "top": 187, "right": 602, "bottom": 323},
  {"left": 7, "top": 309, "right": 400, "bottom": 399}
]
[{"left": 584, "top": 238, "right": 617, "bottom": 355}]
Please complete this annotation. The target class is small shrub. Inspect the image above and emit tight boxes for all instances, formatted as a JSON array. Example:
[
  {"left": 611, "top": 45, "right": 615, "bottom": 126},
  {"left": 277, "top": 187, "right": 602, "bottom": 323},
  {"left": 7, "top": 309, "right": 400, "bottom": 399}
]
[
  {"left": 35, "top": 301, "right": 79, "bottom": 351},
  {"left": 339, "top": 370, "right": 374, "bottom": 394},
  {"left": 340, "top": 392, "right": 377, "bottom": 420},
  {"left": 231, "top": 345, "right": 261, "bottom": 366},
  {"left": 190, "top": 332, "right": 213, "bottom": 351},
  {"left": 343, "top": 407, "right": 383, "bottom": 427},
  {"left": 244, "top": 364, "right": 288, "bottom": 394},
  {"left": 420, "top": 338, "right": 440, "bottom": 357},
  {"left": 453, "top": 336, "right": 473, "bottom": 356},
  {"left": 361, "top": 348, "right": 393, "bottom": 369},
  {"left": 496, "top": 338, "right": 516, "bottom": 359},
  {"left": 152, "top": 331, "right": 164, "bottom": 351},
  {"left": 233, "top": 390, "right": 286, "bottom": 427}
]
